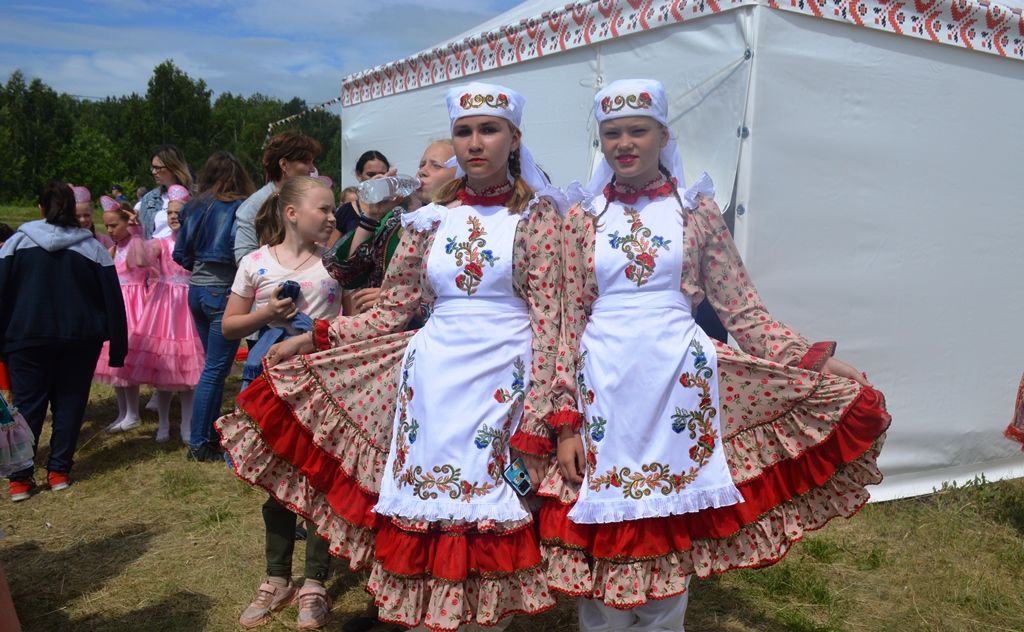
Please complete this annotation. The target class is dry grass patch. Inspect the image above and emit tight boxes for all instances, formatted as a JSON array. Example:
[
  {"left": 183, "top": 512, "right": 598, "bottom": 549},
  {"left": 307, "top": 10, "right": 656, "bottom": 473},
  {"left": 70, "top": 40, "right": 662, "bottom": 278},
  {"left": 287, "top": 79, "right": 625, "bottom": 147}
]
[{"left": 3, "top": 382, "right": 1024, "bottom": 631}]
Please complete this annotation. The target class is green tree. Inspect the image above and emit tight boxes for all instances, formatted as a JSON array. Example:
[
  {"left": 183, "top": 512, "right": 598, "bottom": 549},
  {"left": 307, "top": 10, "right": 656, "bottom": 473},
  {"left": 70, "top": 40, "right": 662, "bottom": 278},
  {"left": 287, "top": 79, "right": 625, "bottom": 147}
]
[
  {"left": 146, "top": 60, "right": 212, "bottom": 167},
  {"left": 57, "top": 126, "right": 128, "bottom": 201}
]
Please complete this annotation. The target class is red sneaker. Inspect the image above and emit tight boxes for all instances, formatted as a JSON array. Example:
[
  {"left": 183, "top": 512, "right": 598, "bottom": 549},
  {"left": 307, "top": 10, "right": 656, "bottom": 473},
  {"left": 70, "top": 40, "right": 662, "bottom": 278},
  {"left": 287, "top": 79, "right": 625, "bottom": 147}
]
[
  {"left": 47, "top": 471, "right": 70, "bottom": 491},
  {"left": 9, "top": 479, "right": 36, "bottom": 502}
]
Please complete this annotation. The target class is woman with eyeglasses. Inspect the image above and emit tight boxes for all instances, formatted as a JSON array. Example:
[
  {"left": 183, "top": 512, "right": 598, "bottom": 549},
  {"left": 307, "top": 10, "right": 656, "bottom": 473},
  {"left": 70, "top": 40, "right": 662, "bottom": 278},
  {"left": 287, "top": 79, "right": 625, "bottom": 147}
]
[{"left": 137, "top": 145, "right": 194, "bottom": 240}]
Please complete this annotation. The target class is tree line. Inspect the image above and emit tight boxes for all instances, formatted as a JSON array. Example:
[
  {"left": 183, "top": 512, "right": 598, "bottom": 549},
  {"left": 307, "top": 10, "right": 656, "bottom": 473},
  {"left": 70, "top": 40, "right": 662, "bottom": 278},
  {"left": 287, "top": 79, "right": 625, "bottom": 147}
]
[{"left": 0, "top": 60, "right": 341, "bottom": 204}]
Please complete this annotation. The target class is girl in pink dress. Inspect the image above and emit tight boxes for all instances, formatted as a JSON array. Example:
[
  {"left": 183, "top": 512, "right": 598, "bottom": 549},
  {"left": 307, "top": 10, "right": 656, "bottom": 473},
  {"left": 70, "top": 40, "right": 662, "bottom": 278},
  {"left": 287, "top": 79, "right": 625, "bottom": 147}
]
[
  {"left": 72, "top": 185, "right": 114, "bottom": 249},
  {"left": 94, "top": 196, "right": 148, "bottom": 432},
  {"left": 125, "top": 185, "right": 205, "bottom": 442}
]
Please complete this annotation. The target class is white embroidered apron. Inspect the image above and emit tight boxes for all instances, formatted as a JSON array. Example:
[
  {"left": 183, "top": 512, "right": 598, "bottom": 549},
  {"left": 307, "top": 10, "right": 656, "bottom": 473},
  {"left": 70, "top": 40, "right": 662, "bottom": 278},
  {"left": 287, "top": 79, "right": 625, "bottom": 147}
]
[
  {"left": 569, "top": 195, "right": 743, "bottom": 524},
  {"left": 375, "top": 203, "right": 532, "bottom": 524}
]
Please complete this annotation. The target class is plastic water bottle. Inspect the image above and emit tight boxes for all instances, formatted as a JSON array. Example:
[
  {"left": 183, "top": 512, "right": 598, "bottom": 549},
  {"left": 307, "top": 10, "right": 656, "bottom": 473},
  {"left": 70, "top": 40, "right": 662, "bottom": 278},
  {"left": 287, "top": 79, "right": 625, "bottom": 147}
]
[{"left": 358, "top": 175, "right": 421, "bottom": 204}]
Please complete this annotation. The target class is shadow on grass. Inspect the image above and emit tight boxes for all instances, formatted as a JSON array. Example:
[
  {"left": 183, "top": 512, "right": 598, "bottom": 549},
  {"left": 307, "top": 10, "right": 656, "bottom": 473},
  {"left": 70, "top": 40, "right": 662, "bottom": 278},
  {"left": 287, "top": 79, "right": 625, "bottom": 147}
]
[
  {"left": 67, "top": 590, "right": 214, "bottom": 632},
  {"left": 4, "top": 523, "right": 161, "bottom": 632},
  {"left": 688, "top": 575, "right": 831, "bottom": 632}
]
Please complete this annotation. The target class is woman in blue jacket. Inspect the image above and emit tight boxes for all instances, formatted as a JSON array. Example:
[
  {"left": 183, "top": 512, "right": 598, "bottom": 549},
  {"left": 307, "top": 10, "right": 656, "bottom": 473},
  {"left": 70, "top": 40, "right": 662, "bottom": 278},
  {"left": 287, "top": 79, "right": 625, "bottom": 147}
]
[
  {"left": 0, "top": 181, "right": 128, "bottom": 500},
  {"left": 174, "top": 151, "right": 255, "bottom": 462}
]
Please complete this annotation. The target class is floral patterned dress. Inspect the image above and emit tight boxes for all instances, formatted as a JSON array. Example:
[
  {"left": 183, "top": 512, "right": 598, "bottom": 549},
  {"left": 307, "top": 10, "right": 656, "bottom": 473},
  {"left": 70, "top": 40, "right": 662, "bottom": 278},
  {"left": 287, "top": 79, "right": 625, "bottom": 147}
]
[
  {"left": 538, "top": 176, "right": 891, "bottom": 608},
  {"left": 216, "top": 185, "right": 567, "bottom": 631}
]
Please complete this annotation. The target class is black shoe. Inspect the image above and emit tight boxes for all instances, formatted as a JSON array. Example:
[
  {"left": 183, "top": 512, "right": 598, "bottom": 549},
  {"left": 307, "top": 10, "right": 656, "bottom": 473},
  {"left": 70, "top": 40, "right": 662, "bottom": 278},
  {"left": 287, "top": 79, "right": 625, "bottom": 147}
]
[
  {"left": 340, "top": 616, "right": 378, "bottom": 632},
  {"left": 185, "top": 444, "right": 222, "bottom": 462}
]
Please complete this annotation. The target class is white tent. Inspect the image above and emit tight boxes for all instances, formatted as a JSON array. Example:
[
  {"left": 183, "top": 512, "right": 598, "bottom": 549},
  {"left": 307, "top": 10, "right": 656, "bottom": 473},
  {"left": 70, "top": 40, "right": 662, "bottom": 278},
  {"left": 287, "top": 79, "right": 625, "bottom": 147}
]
[{"left": 339, "top": 0, "right": 1024, "bottom": 501}]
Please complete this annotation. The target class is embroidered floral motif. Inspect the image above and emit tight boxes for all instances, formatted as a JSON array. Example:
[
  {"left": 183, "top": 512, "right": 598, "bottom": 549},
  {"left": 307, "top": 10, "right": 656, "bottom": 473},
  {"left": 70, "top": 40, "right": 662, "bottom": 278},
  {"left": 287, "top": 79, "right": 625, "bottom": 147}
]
[
  {"left": 445, "top": 215, "right": 500, "bottom": 296},
  {"left": 589, "top": 339, "right": 719, "bottom": 498},
  {"left": 478, "top": 357, "right": 526, "bottom": 483},
  {"left": 606, "top": 208, "right": 671, "bottom": 287},
  {"left": 391, "top": 351, "right": 419, "bottom": 480},
  {"left": 600, "top": 91, "right": 653, "bottom": 114},
  {"left": 460, "top": 92, "right": 510, "bottom": 110},
  {"left": 398, "top": 357, "right": 525, "bottom": 502},
  {"left": 398, "top": 464, "right": 496, "bottom": 501},
  {"left": 576, "top": 352, "right": 604, "bottom": 481}
]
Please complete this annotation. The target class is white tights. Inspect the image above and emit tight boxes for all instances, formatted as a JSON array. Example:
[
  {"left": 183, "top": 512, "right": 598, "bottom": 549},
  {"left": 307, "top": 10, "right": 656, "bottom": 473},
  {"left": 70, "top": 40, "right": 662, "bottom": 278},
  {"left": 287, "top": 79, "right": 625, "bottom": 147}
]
[
  {"left": 155, "top": 390, "right": 194, "bottom": 442},
  {"left": 113, "top": 385, "right": 140, "bottom": 424},
  {"left": 577, "top": 580, "right": 690, "bottom": 632}
]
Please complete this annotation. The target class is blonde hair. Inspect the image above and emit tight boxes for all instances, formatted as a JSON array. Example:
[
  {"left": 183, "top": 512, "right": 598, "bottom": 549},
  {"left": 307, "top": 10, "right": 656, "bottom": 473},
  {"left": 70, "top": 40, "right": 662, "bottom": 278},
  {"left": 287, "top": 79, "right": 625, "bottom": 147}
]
[{"left": 254, "top": 176, "right": 328, "bottom": 247}]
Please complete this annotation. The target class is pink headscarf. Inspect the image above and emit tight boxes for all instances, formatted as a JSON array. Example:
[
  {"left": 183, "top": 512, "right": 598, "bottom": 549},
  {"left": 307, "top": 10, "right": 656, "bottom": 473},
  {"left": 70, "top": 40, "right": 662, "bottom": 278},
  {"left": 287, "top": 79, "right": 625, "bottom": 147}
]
[
  {"left": 167, "top": 184, "right": 191, "bottom": 203},
  {"left": 73, "top": 186, "right": 92, "bottom": 204},
  {"left": 99, "top": 196, "right": 121, "bottom": 212}
]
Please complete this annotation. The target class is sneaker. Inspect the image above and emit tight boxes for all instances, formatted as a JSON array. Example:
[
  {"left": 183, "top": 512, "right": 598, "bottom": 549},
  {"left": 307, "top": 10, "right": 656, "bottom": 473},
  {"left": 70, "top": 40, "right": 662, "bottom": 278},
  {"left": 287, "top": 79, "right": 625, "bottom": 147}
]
[
  {"left": 47, "top": 471, "right": 70, "bottom": 491},
  {"left": 296, "top": 583, "right": 331, "bottom": 630},
  {"left": 9, "top": 479, "right": 36, "bottom": 502},
  {"left": 155, "top": 426, "right": 170, "bottom": 443},
  {"left": 239, "top": 581, "right": 298, "bottom": 628}
]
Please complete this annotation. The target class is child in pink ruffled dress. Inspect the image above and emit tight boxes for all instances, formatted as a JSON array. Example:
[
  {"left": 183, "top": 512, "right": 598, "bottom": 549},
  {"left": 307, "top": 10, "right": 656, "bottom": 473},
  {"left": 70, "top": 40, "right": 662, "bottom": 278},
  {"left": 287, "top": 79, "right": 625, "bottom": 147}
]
[
  {"left": 125, "top": 185, "right": 205, "bottom": 442},
  {"left": 72, "top": 185, "right": 114, "bottom": 249},
  {"left": 94, "top": 196, "right": 148, "bottom": 432}
]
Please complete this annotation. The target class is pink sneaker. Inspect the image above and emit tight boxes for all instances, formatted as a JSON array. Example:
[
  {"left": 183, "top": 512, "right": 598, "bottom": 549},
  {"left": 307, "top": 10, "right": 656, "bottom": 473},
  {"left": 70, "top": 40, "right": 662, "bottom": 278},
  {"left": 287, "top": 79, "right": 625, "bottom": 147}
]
[
  {"left": 239, "top": 581, "right": 297, "bottom": 628},
  {"left": 296, "top": 583, "right": 331, "bottom": 630}
]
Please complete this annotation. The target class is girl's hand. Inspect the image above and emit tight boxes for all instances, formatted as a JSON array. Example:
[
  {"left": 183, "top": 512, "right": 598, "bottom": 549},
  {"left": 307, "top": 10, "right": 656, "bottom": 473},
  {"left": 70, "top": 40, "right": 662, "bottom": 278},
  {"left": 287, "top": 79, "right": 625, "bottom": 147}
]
[
  {"left": 557, "top": 429, "right": 586, "bottom": 485},
  {"left": 263, "top": 294, "right": 298, "bottom": 321},
  {"left": 265, "top": 333, "right": 314, "bottom": 368},
  {"left": 125, "top": 209, "right": 140, "bottom": 226},
  {"left": 823, "top": 356, "right": 872, "bottom": 387},
  {"left": 349, "top": 288, "right": 381, "bottom": 315},
  {"left": 511, "top": 450, "right": 548, "bottom": 490}
]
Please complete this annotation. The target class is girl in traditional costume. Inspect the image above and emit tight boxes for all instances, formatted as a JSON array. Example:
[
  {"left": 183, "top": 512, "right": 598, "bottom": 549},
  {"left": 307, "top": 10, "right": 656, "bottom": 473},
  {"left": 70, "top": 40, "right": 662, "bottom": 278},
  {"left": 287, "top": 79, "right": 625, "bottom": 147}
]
[
  {"left": 217, "top": 82, "right": 571, "bottom": 631},
  {"left": 539, "top": 79, "right": 891, "bottom": 632}
]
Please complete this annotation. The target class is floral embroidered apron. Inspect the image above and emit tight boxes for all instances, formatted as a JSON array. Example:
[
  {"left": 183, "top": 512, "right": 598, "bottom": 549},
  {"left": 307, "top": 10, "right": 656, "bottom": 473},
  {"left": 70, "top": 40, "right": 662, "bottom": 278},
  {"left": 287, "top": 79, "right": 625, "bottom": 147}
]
[
  {"left": 374, "top": 203, "right": 533, "bottom": 524},
  {"left": 569, "top": 195, "right": 743, "bottom": 524}
]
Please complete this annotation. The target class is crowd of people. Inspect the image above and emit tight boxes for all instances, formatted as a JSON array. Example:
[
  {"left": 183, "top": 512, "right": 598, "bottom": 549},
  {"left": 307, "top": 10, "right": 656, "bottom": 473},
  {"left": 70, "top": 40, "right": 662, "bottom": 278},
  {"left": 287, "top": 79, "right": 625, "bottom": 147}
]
[{"left": 0, "top": 78, "right": 910, "bottom": 632}]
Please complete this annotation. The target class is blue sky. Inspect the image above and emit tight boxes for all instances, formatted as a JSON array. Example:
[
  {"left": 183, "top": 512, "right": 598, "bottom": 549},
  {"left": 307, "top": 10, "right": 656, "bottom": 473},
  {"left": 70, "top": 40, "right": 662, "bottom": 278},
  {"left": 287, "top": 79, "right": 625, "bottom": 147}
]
[{"left": 0, "top": 0, "right": 522, "bottom": 102}]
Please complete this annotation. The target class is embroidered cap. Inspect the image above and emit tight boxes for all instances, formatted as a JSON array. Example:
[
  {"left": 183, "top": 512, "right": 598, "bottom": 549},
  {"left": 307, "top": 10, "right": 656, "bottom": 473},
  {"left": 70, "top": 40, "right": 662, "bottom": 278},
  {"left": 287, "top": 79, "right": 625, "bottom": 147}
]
[
  {"left": 99, "top": 195, "right": 121, "bottom": 212},
  {"left": 584, "top": 78, "right": 714, "bottom": 208},
  {"left": 593, "top": 79, "right": 668, "bottom": 127},
  {"left": 442, "top": 81, "right": 571, "bottom": 213},
  {"left": 166, "top": 184, "right": 190, "bottom": 203},
  {"left": 72, "top": 186, "right": 92, "bottom": 204},
  {"left": 446, "top": 81, "right": 523, "bottom": 130}
]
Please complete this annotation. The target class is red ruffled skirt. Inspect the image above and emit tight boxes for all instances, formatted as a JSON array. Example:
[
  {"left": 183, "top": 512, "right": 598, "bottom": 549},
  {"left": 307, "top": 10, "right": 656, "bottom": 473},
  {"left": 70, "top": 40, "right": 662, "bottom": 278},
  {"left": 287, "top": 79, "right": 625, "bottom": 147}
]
[
  {"left": 537, "top": 341, "right": 891, "bottom": 608},
  {"left": 217, "top": 329, "right": 556, "bottom": 630}
]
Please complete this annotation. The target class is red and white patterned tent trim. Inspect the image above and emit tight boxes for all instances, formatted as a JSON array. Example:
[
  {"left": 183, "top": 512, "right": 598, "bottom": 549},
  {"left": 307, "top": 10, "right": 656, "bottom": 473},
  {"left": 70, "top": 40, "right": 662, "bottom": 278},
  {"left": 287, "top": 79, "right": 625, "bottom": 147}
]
[{"left": 340, "top": 0, "right": 1024, "bottom": 106}]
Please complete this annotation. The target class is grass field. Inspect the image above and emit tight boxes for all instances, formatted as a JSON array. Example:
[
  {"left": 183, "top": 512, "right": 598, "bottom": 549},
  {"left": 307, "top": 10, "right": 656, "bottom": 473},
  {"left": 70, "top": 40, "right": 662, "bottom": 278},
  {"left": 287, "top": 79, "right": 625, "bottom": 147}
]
[
  {"left": 2, "top": 378, "right": 1024, "bottom": 632},
  {"left": 0, "top": 206, "right": 42, "bottom": 230}
]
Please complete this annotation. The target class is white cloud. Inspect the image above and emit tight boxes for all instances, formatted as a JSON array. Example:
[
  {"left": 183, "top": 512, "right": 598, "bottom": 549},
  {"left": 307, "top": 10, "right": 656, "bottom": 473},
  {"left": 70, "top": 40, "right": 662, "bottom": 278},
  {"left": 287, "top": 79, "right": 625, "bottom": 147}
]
[{"left": 0, "top": 0, "right": 520, "bottom": 102}]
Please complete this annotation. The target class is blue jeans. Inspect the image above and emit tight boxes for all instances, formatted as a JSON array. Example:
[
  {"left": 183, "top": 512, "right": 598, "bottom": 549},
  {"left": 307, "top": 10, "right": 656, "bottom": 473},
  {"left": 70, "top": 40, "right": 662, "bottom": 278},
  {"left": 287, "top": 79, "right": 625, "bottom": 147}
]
[{"left": 187, "top": 286, "right": 240, "bottom": 451}]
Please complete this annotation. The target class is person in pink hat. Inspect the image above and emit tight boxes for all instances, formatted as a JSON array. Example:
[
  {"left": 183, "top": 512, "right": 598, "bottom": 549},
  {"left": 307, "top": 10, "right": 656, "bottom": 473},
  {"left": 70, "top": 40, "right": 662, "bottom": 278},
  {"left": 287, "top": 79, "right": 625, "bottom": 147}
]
[
  {"left": 72, "top": 185, "right": 114, "bottom": 248},
  {"left": 93, "top": 196, "right": 149, "bottom": 433},
  {"left": 123, "top": 184, "right": 205, "bottom": 443}
]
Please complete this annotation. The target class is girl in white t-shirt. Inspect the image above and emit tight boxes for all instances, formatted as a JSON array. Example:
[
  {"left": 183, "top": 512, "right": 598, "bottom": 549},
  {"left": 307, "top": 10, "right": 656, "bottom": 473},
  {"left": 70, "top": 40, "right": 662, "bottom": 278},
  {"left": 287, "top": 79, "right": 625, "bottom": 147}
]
[
  {"left": 222, "top": 176, "right": 340, "bottom": 343},
  {"left": 220, "top": 175, "right": 340, "bottom": 631}
]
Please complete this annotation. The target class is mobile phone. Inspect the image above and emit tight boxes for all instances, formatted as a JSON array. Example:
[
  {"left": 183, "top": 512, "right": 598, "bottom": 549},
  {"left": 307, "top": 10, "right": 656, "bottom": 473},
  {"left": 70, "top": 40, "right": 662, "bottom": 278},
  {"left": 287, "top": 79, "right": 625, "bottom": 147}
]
[
  {"left": 277, "top": 280, "right": 301, "bottom": 301},
  {"left": 503, "top": 457, "right": 533, "bottom": 496}
]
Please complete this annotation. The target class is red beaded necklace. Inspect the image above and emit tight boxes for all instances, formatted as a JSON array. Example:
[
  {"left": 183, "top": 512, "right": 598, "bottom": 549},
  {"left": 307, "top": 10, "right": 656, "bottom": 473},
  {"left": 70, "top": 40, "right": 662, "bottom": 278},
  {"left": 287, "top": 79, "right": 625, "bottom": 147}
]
[
  {"left": 457, "top": 180, "right": 514, "bottom": 206},
  {"left": 604, "top": 176, "right": 676, "bottom": 204}
]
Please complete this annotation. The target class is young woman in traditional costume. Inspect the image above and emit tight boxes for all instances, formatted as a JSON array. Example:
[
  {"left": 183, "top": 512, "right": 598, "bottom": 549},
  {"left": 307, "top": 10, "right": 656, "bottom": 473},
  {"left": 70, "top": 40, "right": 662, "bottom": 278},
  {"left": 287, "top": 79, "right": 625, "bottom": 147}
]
[
  {"left": 539, "top": 79, "right": 892, "bottom": 631},
  {"left": 217, "top": 82, "right": 571, "bottom": 631}
]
